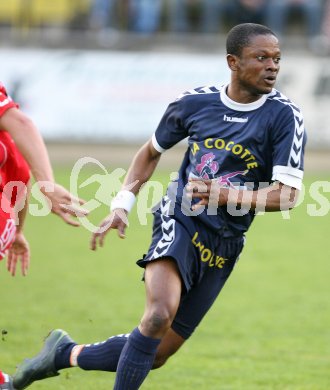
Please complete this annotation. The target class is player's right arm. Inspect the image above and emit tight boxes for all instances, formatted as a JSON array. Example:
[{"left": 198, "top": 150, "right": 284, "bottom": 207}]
[
  {"left": 90, "top": 139, "right": 161, "bottom": 250},
  {"left": 91, "top": 94, "right": 189, "bottom": 250}
]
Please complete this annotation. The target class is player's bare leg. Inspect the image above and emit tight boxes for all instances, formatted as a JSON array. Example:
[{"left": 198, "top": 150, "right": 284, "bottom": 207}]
[
  {"left": 139, "top": 258, "right": 182, "bottom": 338},
  {"left": 113, "top": 258, "right": 182, "bottom": 389}
]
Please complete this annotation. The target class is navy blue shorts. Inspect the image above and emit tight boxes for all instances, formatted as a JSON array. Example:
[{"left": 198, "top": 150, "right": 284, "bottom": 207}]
[{"left": 137, "top": 199, "right": 245, "bottom": 340}]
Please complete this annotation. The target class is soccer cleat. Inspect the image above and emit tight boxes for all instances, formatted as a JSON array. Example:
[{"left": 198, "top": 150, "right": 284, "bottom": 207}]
[
  {"left": 0, "top": 371, "right": 14, "bottom": 390},
  {"left": 13, "top": 329, "right": 74, "bottom": 390}
]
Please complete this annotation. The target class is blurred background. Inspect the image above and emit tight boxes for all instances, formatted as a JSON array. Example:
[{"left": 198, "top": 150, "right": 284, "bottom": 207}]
[{"left": 0, "top": 0, "right": 330, "bottom": 162}]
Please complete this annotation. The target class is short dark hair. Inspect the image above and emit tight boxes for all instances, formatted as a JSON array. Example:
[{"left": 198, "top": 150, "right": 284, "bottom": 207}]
[{"left": 226, "top": 23, "right": 276, "bottom": 57}]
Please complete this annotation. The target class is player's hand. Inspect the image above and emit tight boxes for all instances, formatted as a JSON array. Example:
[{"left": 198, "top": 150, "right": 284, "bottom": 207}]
[
  {"left": 186, "top": 178, "right": 229, "bottom": 210},
  {"left": 7, "top": 232, "right": 30, "bottom": 276},
  {"left": 40, "top": 183, "right": 89, "bottom": 227},
  {"left": 90, "top": 208, "right": 129, "bottom": 250}
]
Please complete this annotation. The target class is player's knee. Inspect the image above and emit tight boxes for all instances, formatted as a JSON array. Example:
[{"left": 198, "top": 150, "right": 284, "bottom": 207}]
[{"left": 143, "top": 309, "right": 173, "bottom": 335}]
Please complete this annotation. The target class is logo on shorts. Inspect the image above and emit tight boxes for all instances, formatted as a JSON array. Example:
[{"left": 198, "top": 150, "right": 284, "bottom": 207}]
[{"left": 192, "top": 231, "right": 228, "bottom": 269}]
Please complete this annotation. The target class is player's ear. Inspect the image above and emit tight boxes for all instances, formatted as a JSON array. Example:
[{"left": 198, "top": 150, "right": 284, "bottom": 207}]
[{"left": 226, "top": 54, "right": 238, "bottom": 71}]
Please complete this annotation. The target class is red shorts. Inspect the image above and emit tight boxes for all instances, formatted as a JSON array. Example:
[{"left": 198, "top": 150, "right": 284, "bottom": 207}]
[{"left": 0, "top": 133, "right": 29, "bottom": 260}]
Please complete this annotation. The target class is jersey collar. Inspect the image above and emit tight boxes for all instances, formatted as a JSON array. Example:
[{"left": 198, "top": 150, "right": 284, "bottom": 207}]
[{"left": 220, "top": 84, "right": 269, "bottom": 112}]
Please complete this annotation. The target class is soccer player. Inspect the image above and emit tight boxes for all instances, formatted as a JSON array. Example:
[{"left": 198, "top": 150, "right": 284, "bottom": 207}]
[
  {"left": 0, "top": 82, "right": 88, "bottom": 388},
  {"left": 0, "top": 82, "right": 88, "bottom": 275},
  {"left": 13, "top": 23, "right": 306, "bottom": 389},
  {"left": 0, "top": 83, "right": 88, "bottom": 228},
  {"left": 0, "top": 105, "right": 31, "bottom": 277}
]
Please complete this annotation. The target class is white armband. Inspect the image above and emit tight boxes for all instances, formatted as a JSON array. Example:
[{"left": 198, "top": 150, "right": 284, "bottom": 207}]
[{"left": 111, "top": 190, "right": 136, "bottom": 213}]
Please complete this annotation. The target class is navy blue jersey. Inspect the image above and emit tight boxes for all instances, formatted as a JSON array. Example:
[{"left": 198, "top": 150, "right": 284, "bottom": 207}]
[{"left": 152, "top": 85, "right": 307, "bottom": 235}]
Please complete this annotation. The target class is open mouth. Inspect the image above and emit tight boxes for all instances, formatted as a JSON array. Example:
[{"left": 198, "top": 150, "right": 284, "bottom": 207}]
[{"left": 264, "top": 76, "right": 276, "bottom": 86}]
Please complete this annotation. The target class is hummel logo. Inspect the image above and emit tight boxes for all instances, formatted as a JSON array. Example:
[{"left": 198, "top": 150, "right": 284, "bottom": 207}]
[{"left": 223, "top": 114, "right": 248, "bottom": 123}]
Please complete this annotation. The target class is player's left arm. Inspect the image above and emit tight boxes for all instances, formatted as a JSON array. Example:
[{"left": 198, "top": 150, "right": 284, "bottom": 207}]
[
  {"left": 188, "top": 180, "right": 299, "bottom": 212},
  {"left": 7, "top": 181, "right": 31, "bottom": 276},
  {"left": 236, "top": 181, "right": 299, "bottom": 211}
]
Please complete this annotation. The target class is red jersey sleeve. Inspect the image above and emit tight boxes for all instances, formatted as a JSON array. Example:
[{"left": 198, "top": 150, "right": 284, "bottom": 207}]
[{"left": 0, "top": 83, "right": 18, "bottom": 117}]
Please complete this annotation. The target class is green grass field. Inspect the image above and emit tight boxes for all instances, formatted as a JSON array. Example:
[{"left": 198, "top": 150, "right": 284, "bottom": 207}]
[{"left": 1, "top": 167, "right": 330, "bottom": 390}]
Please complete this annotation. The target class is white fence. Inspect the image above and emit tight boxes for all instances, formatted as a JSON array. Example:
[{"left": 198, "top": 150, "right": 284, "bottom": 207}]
[{"left": 1, "top": 48, "right": 330, "bottom": 147}]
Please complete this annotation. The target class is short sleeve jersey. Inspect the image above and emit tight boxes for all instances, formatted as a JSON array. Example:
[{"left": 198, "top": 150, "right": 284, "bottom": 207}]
[
  {"left": 0, "top": 83, "right": 30, "bottom": 206},
  {"left": 152, "top": 85, "right": 306, "bottom": 235}
]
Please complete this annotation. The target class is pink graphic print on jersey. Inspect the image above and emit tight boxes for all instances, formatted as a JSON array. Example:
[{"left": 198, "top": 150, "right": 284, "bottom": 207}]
[
  {"left": 196, "top": 152, "right": 219, "bottom": 179},
  {"left": 217, "top": 170, "right": 248, "bottom": 187}
]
